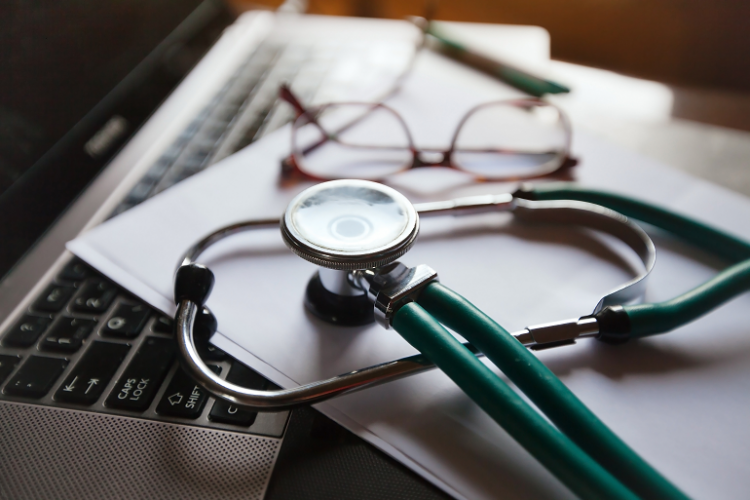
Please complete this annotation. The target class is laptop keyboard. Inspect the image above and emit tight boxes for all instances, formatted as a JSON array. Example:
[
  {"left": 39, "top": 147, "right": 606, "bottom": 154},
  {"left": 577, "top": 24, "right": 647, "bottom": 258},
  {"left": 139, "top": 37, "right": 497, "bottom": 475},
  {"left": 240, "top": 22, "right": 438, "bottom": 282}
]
[
  {"left": 0, "top": 257, "right": 288, "bottom": 436},
  {"left": 111, "top": 38, "right": 414, "bottom": 216},
  {"left": 0, "top": 36, "right": 414, "bottom": 437}
]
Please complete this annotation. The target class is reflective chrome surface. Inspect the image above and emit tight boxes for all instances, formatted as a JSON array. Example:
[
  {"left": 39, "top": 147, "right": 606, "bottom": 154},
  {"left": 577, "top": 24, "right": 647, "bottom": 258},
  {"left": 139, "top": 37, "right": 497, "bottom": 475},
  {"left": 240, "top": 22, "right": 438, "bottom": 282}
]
[
  {"left": 511, "top": 198, "right": 655, "bottom": 312},
  {"left": 413, "top": 192, "right": 514, "bottom": 217},
  {"left": 176, "top": 298, "right": 451, "bottom": 408},
  {"left": 176, "top": 297, "right": 600, "bottom": 410},
  {"left": 280, "top": 180, "right": 420, "bottom": 270},
  {"left": 352, "top": 262, "right": 439, "bottom": 329},
  {"left": 180, "top": 218, "right": 279, "bottom": 267},
  {"left": 516, "top": 316, "right": 600, "bottom": 350},
  {"left": 318, "top": 267, "right": 366, "bottom": 296}
]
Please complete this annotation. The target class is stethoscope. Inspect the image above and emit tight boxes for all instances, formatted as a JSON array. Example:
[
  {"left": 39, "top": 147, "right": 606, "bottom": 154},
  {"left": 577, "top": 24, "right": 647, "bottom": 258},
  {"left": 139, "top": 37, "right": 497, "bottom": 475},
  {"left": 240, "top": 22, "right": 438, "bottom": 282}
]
[{"left": 173, "top": 179, "right": 750, "bottom": 500}]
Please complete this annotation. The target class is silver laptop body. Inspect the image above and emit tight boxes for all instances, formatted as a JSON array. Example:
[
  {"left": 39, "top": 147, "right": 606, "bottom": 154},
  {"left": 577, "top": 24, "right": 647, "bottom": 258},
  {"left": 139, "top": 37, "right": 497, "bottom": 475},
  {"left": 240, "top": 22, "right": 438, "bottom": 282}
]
[{"left": 0, "top": 8, "right": 445, "bottom": 499}]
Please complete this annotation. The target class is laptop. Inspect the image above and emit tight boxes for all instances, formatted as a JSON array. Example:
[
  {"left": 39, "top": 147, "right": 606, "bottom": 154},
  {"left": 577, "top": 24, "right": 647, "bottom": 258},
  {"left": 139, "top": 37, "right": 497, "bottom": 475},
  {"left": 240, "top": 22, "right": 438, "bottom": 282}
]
[{"left": 0, "top": 2, "right": 450, "bottom": 498}]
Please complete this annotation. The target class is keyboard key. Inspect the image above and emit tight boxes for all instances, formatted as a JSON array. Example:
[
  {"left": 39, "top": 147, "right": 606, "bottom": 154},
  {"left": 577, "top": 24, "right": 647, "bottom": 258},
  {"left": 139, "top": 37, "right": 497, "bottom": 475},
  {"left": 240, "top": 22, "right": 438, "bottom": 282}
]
[
  {"left": 152, "top": 315, "right": 173, "bottom": 335},
  {"left": 58, "top": 258, "right": 91, "bottom": 282},
  {"left": 102, "top": 303, "right": 150, "bottom": 338},
  {"left": 156, "top": 365, "right": 220, "bottom": 419},
  {"left": 41, "top": 317, "right": 97, "bottom": 353},
  {"left": 33, "top": 284, "right": 75, "bottom": 312},
  {"left": 71, "top": 279, "right": 117, "bottom": 313},
  {"left": 5, "top": 356, "right": 68, "bottom": 398},
  {"left": 55, "top": 341, "right": 131, "bottom": 405},
  {"left": 105, "top": 336, "right": 175, "bottom": 411},
  {"left": 0, "top": 355, "right": 21, "bottom": 385},
  {"left": 3, "top": 314, "right": 52, "bottom": 348},
  {"left": 125, "top": 177, "right": 157, "bottom": 204},
  {"left": 210, "top": 401, "right": 259, "bottom": 427},
  {"left": 209, "top": 361, "right": 266, "bottom": 426}
]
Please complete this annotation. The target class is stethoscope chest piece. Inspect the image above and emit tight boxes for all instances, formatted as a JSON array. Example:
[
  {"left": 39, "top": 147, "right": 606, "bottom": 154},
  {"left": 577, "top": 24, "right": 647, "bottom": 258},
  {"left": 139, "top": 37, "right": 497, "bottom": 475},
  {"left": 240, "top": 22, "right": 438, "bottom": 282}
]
[
  {"left": 281, "top": 179, "right": 420, "bottom": 325},
  {"left": 174, "top": 182, "right": 666, "bottom": 410}
]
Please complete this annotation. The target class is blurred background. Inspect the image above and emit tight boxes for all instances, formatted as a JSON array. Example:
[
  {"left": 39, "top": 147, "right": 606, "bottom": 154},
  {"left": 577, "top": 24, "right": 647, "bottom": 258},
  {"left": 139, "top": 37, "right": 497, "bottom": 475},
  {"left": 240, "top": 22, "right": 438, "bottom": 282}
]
[
  {"left": 3, "top": 0, "right": 749, "bottom": 197},
  {"left": 229, "top": 0, "right": 750, "bottom": 132}
]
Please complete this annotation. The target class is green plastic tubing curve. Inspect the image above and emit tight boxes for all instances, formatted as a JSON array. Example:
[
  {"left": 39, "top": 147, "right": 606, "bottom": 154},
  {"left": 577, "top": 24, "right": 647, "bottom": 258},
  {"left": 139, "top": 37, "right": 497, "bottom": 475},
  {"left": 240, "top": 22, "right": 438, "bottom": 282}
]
[
  {"left": 523, "top": 184, "right": 750, "bottom": 337},
  {"left": 417, "top": 282, "right": 689, "bottom": 500},
  {"left": 626, "top": 258, "right": 750, "bottom": 337},
  {"left": 523, "top": 184, "right": 750, "bottom": 262},
  {"left": 391, "top": 302, "right": 639, "bottom": 500}
]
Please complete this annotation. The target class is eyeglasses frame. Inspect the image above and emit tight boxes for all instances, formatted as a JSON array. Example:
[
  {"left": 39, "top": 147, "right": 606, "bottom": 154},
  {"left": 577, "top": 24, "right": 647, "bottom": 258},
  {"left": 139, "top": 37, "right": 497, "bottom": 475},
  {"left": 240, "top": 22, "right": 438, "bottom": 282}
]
[{"left": 279, "top": 83, "right": 577, "bottom": 183}]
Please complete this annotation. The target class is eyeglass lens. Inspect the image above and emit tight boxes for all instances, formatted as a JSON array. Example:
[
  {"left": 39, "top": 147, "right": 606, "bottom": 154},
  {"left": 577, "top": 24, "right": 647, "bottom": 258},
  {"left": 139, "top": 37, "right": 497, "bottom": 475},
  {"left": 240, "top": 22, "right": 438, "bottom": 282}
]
[
  {"left": 293, "top": 103, "right": 413, "bottom": 180},
  {"left": 452, "top": 102, "right": 567, "bottom": 179}
]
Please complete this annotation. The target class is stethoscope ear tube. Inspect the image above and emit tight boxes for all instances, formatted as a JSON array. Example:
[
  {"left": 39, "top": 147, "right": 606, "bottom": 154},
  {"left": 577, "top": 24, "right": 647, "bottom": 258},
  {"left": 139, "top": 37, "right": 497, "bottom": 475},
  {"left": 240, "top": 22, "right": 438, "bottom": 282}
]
[
  {"left": 173, "top": 190, "right": 662, "bottom": 409},
  {"left": 511, "top": 198, "right": 655, "bottom": 312},
  {"left": 622, "top": 257, "right": 750, "bottom": 338},
  {"left": 515, "top": 184, "right": 750, "bottom": 263},
  {"left": 174, "top": 263, "right": 215, "bottom": 307},
  {"left": 518, "top": 184, "right": 750, "bottom": 342},
  {"left": 173, "top": 186, "right": 750, "bottom": 411}
]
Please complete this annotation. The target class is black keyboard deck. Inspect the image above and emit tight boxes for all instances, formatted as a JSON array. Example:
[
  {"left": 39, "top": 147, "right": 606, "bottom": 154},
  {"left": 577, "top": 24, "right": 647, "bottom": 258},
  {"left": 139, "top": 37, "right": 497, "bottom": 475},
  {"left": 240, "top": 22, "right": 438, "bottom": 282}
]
[{"left": 0, "top": 257, "right": 288, "bottom": 437}]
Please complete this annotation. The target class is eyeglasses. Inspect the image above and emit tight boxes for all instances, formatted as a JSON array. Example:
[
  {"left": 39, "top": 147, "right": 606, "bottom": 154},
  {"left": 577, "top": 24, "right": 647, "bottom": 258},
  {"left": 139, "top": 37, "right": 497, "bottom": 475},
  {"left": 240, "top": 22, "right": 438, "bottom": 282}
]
[{"left": 279, "top": 84, "right": 577, "bottom": 183}]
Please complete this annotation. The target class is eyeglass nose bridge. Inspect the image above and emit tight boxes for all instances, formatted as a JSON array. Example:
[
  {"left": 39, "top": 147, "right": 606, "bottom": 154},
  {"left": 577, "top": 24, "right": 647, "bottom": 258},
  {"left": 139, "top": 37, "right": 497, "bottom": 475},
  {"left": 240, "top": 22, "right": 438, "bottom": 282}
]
[{"left": 412, "top": 149, "right": 452, "bottom": 168}]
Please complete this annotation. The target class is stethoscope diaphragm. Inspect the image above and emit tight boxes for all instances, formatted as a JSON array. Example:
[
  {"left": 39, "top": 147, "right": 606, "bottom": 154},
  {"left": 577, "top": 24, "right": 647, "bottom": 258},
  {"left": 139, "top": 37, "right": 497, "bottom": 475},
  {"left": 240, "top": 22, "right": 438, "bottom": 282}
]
[{"left": 280, "top": 179, "right": 419, "bottom": 271}]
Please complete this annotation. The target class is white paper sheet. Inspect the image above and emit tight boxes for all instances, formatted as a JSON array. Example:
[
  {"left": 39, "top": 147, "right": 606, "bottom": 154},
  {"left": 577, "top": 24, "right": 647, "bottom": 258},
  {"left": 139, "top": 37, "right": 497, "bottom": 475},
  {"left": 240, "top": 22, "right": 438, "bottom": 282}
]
[{"left": 69, "top": 58, "right": 750, "bottom": 499}]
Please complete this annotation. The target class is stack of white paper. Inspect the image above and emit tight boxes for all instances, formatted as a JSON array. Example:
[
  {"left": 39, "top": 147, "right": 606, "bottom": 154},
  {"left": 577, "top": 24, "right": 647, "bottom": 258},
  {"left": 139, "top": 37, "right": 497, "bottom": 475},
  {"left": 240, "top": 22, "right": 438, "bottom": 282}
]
[{"left": 69, "top": 55, "right": 750, "bottom": 499}]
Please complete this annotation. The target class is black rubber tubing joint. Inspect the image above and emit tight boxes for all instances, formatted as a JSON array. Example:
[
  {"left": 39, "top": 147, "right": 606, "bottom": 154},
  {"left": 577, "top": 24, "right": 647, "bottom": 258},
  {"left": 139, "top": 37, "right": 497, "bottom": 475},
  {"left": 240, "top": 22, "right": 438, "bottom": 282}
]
[
  {"left": 193, "top": 307, "right": 218, "bottom": 340},
  {"left": 593, "top": 306, "right": 632, "bottom": 344},
  {"left": 174, "top": 263, "right": 215, "bottom": 306}
]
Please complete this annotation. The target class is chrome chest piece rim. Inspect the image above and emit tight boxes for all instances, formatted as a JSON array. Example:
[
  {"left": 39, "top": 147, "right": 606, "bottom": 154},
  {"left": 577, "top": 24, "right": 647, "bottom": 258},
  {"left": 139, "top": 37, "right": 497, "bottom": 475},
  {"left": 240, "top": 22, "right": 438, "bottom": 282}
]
[{"left": 280, "top": 179, "right": 420, "bottom": 270}]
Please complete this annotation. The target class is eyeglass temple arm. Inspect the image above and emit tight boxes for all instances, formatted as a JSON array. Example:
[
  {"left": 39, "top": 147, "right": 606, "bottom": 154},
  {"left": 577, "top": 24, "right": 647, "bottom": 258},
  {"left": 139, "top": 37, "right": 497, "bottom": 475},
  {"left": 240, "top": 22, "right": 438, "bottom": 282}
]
[
  {"left": 279, "top": 83, "right": 308, "bottom": 117},
  {"left": 279, "top": 84, "right": 402, "bottom": 159},
  {"left": 278, "top": 83, "right": 331, "bottom": 144}
]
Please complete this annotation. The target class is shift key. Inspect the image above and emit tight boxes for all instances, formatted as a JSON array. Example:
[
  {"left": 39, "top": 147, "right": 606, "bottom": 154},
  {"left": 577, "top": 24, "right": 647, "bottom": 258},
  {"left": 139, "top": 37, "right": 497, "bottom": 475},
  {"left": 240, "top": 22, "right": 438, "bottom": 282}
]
[{"left": 106, "top": 336, "right": 175, "bottom": 411}]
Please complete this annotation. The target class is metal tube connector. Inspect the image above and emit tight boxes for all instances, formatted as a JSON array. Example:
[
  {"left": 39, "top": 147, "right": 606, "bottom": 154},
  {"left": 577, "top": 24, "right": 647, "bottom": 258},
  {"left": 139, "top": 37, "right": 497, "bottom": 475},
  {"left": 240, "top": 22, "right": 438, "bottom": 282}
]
[
  {"left": 514, "top": 317, "right": 599, "bottom": 350},
  {"left": 352, "top": 262, "right": 439, "bottom": 329}
]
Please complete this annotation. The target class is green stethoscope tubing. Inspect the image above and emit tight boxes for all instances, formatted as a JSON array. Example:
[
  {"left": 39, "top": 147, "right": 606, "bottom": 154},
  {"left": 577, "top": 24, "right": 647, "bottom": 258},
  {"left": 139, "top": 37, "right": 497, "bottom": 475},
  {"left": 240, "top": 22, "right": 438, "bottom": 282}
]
[
  {"left": 392, "top": 185, "right": 750, "bottom": 499},
  {"left": 412, "top": 283, "right": 686, "bottom": 500},
  {"left": 393, "top": 301, "right": 640, "bottom": 500}
]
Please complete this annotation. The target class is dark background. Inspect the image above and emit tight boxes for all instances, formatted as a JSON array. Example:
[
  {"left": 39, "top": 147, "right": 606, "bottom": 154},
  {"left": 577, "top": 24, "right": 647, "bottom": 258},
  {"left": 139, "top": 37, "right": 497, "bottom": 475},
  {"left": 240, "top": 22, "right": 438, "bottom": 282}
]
[
  {"left": 0, "top": 0, "right": 206, "bottom": 192},
  {"left": 235, "top": 0, "right": 750, "bottom": 131},
  {"left": 4, "top": 0, "right": 749, "bottom": 187},
  {"left": 0, "top": 0, "right": 235, "bottom": 278},
  {"left": 1, "top": 0, "right": 748, "bottom": 274}
]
